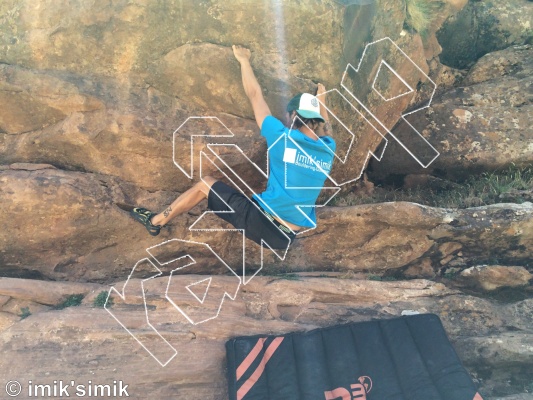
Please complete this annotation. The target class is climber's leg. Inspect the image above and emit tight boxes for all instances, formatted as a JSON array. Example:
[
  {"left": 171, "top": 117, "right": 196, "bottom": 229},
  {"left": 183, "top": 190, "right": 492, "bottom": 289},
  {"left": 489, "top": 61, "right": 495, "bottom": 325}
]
[{"left": 130, "top": 176, "right": 217, "bottom": 236}]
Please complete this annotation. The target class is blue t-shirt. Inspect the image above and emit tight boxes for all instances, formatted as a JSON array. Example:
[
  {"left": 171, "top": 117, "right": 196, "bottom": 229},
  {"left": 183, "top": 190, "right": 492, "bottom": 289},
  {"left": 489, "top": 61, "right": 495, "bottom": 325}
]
[{"left": 253, "top": 116, "right": 336, "bottom": 228}]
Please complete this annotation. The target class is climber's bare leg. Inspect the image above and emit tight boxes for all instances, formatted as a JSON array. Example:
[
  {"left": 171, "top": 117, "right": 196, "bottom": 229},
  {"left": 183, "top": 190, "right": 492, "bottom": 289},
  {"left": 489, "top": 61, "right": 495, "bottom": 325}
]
[{"left": 151, "top": 176, "right": 217, "bottom": 226}]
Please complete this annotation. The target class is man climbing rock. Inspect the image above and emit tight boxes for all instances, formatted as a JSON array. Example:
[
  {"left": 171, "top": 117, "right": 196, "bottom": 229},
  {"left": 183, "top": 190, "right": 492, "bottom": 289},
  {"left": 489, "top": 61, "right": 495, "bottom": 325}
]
[{"left": 130, "top": 45, "right": 336, "bottom": 250}]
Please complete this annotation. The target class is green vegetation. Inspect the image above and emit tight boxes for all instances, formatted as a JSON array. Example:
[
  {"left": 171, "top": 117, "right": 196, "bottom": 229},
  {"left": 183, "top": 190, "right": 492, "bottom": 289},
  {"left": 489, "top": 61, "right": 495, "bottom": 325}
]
[
  {"left": 19, "top": 307, "right": 31, "bottom": 320},
  {"left": 443, "top": 270, "right": 459, "bottom": 280},
  {"left": 93, "top": 291, "right": 112, "bottom": 308},
  {"left": 272, "top": 273, "right": 301, "bottom": 281},
  {"left": 480, "top": 286, "right": 533, "bottom": 304},
  {"left": 405, "top": 0, "right": 445, "bottom": 35},
  {"left": 333, "top": 167, "right": 533, "bottom": 210},
  {"left": 367, "top": 274, "right": 397, "bottom": 281},
  {"left": 55, "top": 294, "right": 84, "bottom": 310}
]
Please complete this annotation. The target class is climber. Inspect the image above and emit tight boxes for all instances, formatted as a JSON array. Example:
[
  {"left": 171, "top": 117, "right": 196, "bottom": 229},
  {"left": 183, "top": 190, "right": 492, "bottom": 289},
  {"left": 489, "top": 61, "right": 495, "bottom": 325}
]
[{"left": 130, "top": 45, "right": 336, "bottom": 249}]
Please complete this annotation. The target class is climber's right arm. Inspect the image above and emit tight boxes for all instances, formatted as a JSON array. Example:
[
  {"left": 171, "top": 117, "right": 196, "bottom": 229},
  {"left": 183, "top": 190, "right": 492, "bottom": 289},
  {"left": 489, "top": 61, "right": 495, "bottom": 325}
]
[{"left": 317, "top": 83, "right": 332, "bottom": 136}]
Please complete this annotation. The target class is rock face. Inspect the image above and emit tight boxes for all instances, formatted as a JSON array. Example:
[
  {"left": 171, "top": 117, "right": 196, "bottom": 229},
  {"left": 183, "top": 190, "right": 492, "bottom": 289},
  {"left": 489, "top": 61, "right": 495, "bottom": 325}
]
[
  {"left": 459, "top": 265, "right": 532, "bottom": 291},
  {"left": 0, "top": 62, "right": 266, "bottom": 192},
  {"left": 371, "top": 45, "right": 533, "bottom": 180},
  {"left": 1, "top": 1, "right": 532, "bottom": 398},
  {"left": 289, "top": 201, "right": 533, "bottom": 277},
  {"left": 0, "top": 276, "right": 531, "bottom": 400},
  {"left": 437, "top": 0, "right": 533, "bottom": 69},
  {"left": 0, "top": 0, "right": 465, "bottom": 192},
  {"left": 2, "top": 164, "right": 532, "bottom": 282},
  {"left": 0, "top": 164, "right": 187, "bottom": 282}
]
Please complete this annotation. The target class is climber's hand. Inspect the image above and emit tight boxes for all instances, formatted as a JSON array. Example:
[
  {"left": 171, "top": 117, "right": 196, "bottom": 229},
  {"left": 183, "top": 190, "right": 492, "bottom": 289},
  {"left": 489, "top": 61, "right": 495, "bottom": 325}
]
[
  {"left": 317, "top": 83, "right": 326, "bottom": 97},
  {"left": 232, "top": 45, "right": 251, "bottom": 64}
]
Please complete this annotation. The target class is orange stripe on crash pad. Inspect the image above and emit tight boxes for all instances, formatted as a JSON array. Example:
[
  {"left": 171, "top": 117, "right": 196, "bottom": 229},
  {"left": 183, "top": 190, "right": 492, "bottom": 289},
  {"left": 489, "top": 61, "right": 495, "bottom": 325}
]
[
  {"left": 236, "top": 338, "right": 266, "bottom": 381},
  {"left": 236, "top": 337, "right": 284, "bottom": 400},
  {"left": 474, "top": 393, "right": 484, "bottom": 400}
]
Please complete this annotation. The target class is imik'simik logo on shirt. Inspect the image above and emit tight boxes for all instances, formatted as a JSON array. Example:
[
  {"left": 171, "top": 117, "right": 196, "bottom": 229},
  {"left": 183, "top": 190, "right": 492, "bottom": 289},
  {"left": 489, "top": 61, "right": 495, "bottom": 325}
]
[{"left": 283, "top": 147, "right": 332, "bottom": 173}]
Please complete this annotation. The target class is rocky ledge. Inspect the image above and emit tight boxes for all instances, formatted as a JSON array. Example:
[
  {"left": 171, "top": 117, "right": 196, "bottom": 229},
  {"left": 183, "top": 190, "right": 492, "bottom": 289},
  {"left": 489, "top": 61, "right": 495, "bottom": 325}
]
[
  {"left": 0, "top": 275, "right": 531, "bottom": 399},
  {"left": 1, "top": 164, "right": 532, "bottom": 283}
]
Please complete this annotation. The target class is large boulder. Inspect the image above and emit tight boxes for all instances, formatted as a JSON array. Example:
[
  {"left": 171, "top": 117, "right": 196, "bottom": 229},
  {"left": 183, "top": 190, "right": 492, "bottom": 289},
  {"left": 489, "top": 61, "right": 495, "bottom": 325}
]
[
  {"left": 0, "top": 0, "right": 466, "bottom": 191},
  {"left": 370, "top": 45, "right": 533, "bottom": 180},
  {"left": 437, "top": 0, "right": 533, "bottom": 69},
  {"left": 0, "top": 2, "right": 531, "bottom": 399},
  {"left": 288, "top": 201, "right": 533, "bottom": 275},
  {"left": 459, "top": 265, "right": 532, "bottom": 291}
]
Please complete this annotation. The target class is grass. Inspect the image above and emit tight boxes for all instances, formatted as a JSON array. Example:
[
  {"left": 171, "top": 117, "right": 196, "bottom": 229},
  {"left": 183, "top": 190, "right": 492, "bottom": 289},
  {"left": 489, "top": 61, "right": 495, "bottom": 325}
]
[
  {"left": 55, "top": 294, "right": 84, "bottom": 310},
  {"left": 405, "top": 0, "right": 445, "bottom": 35},
  {"left": 332, "top": 167, "right": 533, "bottom": 209},
  {"left": 19, "top": 307, "right": 31, "bottom": 320},
  {"left": 367, "top": 274, "right": 398, "bottom": 281},
  {"left": 271, "top": 273, "right": 301, "bottom": 281},
  {"left": 93, "top": 291, "right": 112, "bottom": 308},
  {"left": 443, "top": 269, "right": 459, "bottom": 280}
]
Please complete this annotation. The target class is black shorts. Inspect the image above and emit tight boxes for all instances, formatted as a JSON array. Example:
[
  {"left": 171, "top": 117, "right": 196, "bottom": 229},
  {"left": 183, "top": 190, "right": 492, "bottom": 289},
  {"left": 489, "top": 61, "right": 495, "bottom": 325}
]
[{"left": 207, "top": 181, "right": 296, "bottom": 250}]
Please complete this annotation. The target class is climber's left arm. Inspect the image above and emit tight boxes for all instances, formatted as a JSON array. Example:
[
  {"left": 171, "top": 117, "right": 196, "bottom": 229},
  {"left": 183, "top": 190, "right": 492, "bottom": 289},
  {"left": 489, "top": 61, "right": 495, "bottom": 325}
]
[{"left": 233, "top": 45, "right": 271, "bottom": 129}]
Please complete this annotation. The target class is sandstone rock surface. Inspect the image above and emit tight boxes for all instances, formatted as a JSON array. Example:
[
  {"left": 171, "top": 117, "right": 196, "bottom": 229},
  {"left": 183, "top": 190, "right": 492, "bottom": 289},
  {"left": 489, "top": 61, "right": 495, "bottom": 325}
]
[
  {"left": 459, "top": 265, "right": 533, "bottom": 291},
  {"left": 437, "top": 0, "right": 533, "bottom": 69},
  {"left": 0, "top": 0, "right": 464, "bottom": 192},
  {"left": 1, "top": 1, "right": 532, "bottom": 398},
  {"left": 2, "top": 165, "right": 532, "bottom": 282},
  {"left": 0, "top": 276, "right": 531, "bottom": 399},
  {"left": 372, "top": 45, "right": 533, "bottom": 180}
]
